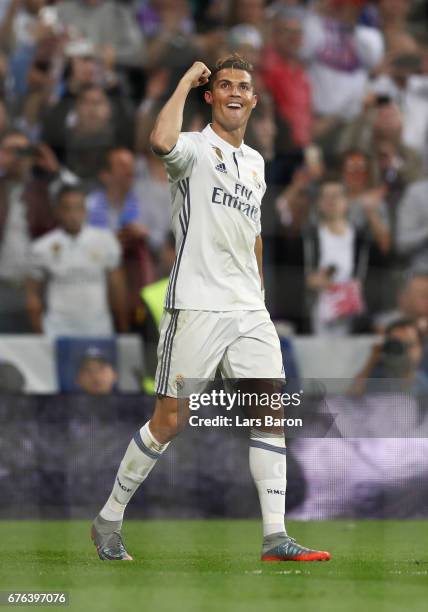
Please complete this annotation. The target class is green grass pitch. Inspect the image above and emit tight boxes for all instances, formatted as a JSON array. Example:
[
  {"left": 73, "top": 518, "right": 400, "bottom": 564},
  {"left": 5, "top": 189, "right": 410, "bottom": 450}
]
[{"left": 0, "top": 520, "right": 427, "bottom": 612}]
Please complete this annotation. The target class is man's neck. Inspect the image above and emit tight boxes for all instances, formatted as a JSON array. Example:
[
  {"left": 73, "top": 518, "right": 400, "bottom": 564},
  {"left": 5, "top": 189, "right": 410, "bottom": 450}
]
[
  {"left": 211, "top": 121, "right": 245, "bottom": 149},
  {"left": 106, "top": 185, "right": 128, "bottom": 208},
  {"left": 323, "top": 219, "right": 348, "bottom": 234}
]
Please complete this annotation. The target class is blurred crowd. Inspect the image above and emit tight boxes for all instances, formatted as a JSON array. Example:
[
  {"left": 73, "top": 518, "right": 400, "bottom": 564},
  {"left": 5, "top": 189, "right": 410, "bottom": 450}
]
[{"left": 1, "top": 0, "right": 428, "bottom": 351}]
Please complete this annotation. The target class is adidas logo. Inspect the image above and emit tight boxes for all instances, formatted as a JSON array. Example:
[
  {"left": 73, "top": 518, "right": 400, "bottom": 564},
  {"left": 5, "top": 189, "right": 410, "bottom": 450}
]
[{"left": 215, "top": 162, "right": 227, "bottom": 174}]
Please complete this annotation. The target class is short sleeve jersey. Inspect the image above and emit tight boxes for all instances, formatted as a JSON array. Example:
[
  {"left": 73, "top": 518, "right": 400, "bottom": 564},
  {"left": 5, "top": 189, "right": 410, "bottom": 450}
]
[
  {"left": 157, "top": 124, "right": 266, "bottom": 310},
  {"left": 29, "top": 226, "right": 121, "bottom": 335}
]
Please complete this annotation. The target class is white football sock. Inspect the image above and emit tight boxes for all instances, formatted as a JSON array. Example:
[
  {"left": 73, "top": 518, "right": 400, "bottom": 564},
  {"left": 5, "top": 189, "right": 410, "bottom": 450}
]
[
  {"left": 100, "top": 422, "right": 169, "bottom": 522},
  {"left": 249, "top": 429, "right": 287, "bottom": 537}
]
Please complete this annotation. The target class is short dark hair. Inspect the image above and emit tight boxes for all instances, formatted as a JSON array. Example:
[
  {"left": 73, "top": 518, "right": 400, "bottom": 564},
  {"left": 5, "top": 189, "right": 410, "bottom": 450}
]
[
  {"left": 76, "top": 83, "right": 106, "bottom": 103},
  {"left": 210, "top": 53, "right": 254, "bottom": 90},
  {"left": 55, "top": 184, "right": 86, "bottom": 206},
  {"left": 317, "top": 174, "right": 344, "bottom": 194},
  {"left": 100, "top": 147, "right": 133, "bottom": 173},
  {"left": 385, "top": 317, "right": 421, "bottom": 341},
  {"left": 0, "top": 128, "right": 29, "bottom": 145}
]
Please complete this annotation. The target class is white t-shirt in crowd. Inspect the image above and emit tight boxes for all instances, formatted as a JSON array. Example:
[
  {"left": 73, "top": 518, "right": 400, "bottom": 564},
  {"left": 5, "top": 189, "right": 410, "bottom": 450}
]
[
  {"left": 0, "top": 184, "right": 31, "bottom": 283},
  {"left": 313, "top": 225, "right": 355, "bottom": 335},
  {"left": 156, "top": 124, "right": 265, "bottom": 311},
  {"left": 29, "top": 226, "right": 121, "bottom": 337},
  {"left": 318, "top": 225, "right": 354, "bottom": 283},
  {"left": 302, "top": 12, "right": 384, "bottom": 120}
]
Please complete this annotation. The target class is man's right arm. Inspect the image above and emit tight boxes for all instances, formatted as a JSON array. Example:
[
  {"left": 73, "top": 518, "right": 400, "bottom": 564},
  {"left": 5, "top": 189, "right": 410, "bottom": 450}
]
[
  {"left": 396, "top": 182, "right": 428, "bottom": 256},
  {"left": 26, "top": 278, "right": 44, "bottom": 334},
  {"left": 150, "top": 61, "right": 211, "bottom": 155}
]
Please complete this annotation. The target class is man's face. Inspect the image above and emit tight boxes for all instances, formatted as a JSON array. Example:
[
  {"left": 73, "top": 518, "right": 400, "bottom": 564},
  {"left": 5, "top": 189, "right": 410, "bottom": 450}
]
[
  {"left": 57, "top": 192, "right": 86, "bottom": 235},
  {"left": 401, "top": 277, "right": 428, "bottom": 319},
  {"left": 71, "top": 56, "right": 97, "bottom": 86},
  {"left": 77, "top": 88, "right": 111, "bottom": 131},
  {"left": 373, "top": 104, "right": 402, "bottom": 141},
  {"left": 379, "top": 0, "right": 410, "bottom": 21},
  {"left": 235, "top": 0, "right": 265, "bottom": 25},
  {"left": 25, "top": 0, "right": 46, "bottom": 14},
  {"left": 318, "top": 183, "right": 348, "bottom": 220},
  {"left": 204, "top": 68, "right": 257, "bottom": 132},
  {"left": 77, "top": 359, "right": 117, "bottom": 395},
  {"left": 342, "top": 153, "right": 369, "bottom": 193},
  {"left": 274, "top": 17, "right": 303, "bottom": 59},
  {"left": 389, "top": 326, "right": 422, "bottom": 369},
  {"left": 104, "top": 150, "right": 135, "bottom": 192},
  {"left": 0, "top": 134, "right": 33, "bottom": 180}
]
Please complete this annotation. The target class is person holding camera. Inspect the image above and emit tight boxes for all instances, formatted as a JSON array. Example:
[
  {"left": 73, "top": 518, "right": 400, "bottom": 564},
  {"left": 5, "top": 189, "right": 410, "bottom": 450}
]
[
  {"left": 351, "top": 318, "right": 428, "bottom": 395},
  {"left": 0, "top": 129, "right": 57, "bottom": 332}
]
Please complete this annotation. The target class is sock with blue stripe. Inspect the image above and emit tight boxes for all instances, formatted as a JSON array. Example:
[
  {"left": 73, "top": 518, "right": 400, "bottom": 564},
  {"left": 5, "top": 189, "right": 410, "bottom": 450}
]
[
  {"left": 99, "top": 422, "right": 169, "bottom": 522},
  {"left": 249, "top": 428, "right": 287, "bottom": 537}
]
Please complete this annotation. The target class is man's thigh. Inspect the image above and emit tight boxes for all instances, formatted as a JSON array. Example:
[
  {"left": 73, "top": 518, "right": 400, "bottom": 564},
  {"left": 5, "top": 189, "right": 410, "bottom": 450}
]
[
  {"left": 155, "top": 310, "right": 233, "bottom": 397},
  {"left": 220, "top": 309, "right": 285, "bottom": 380}
]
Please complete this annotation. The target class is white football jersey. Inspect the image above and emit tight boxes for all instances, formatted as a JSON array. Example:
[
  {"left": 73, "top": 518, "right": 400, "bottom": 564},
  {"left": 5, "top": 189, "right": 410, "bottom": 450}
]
[
  {"left": 29, "top": 226, "right": 121, "bottom": 336},
  {"left": 158, "top": 124, "right": 266, "bottom": 311}
]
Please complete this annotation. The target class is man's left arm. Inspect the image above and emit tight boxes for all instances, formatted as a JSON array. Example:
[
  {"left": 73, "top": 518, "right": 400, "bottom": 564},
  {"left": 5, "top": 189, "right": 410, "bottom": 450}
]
[
  {"left": 107, "top": 267, "right": 129, "bottom": 332},
  {"left": 255, "top": 234, "right": 264, "bottom": 291}
]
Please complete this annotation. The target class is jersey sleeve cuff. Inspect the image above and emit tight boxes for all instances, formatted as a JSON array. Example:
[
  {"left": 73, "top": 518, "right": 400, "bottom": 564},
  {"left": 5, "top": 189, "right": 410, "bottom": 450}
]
[{"left": 151, "top": 143, "right": 177, "bottom": 158}]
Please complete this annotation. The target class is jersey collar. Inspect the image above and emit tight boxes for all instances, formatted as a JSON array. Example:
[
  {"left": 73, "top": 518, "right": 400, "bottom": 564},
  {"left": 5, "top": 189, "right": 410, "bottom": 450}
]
[{"left": 203, "top": 124, "right": 244, "bottom": 157}]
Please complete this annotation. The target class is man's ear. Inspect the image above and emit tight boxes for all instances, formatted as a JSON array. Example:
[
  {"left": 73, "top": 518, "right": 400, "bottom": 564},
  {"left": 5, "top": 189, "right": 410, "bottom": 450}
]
[
  {"left": 204, "top": 90, "right": 213, "bottom": 105},
  {"left": 252, "top": 93, "right": 258, "bottom": 109}
]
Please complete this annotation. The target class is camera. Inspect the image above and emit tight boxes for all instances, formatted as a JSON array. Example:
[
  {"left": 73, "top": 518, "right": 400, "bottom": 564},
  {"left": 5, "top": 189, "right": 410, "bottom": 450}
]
[{"left": 379, "top": 338, "right": 411, "bottom": 377}]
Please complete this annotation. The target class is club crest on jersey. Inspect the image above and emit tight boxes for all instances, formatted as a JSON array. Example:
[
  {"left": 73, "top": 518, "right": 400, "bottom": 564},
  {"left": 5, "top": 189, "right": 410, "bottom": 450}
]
[
  {"left": 175, "top": 374, "right": 185, "bottom": 390},
  {"left": 212, "top": 146, "right": 224, "bottom": 162},
  {"left": 90, "top": 250, "right": 102, "bottom": 262},
  {"left": 215, "top": 162, "right": 227, "bottom": 174},
  {"left": 252, "top": 170, "right": 262, "bottom": 189}
]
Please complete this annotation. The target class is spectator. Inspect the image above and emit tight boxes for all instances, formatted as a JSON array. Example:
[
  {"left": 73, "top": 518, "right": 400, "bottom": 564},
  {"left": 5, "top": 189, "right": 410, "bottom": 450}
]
[
  {"left": 0, "top": 1, "right": 60, "bottom": 102},
  {"left": 42, "top": 40, "right": 135, "bottom": 167},
  {"left": 374, "top": 272, "right": 428, "bottom": 334},
  {"left": 275, "top": 144, "right": 325, "bottom": 235},
  {"left": 41, "top": 39, "right": 101, "bottom": 154},
  {"left": 87, "top": 147, "right": 156, "bottom": 319},
  {"left": 396, "top": 178, "right": 428, "bottom": 271},
  {"left": 378, "top": 0, "right": 417, "bottom": 58},
  {"left": 48, "top": 84, "right": 133, "bottom": 188},
  {"left": 341, "top": 150, "right": 391, "bottom": 255},
  {"left": 87, "top": 147, "right": 146, "bottom": 238},
  {"left": 373, "top": 137, "right": 418, "bottom": 244},
  {"left": 26, "top": 184, "right": 128, "bottom": 336},
  {"left": 351, "top": 318, "right": 428, "bottom": 395},
  {"left": 304, "top": 179, "right": 368, "bottom": 335},
  {"left": 369, "top": 53, "right": 428, "bottom": 168},
  {"left": 56, "top": 0, "right": 145, "bottom": 68},
  {"left": 301, "top": 0, "right": 384, "bottom": 138},
  {"left": 261, "top": 8, "right": 312, "bottom": 152},
  {"left": 76, "top": 347, "right": 118, "bottom": 395},
  {"left": 0, "top": 1, "right": 47, "bottom": 53},
  {"left": 16, "top": 52, "right": 57, "bottom": 142},
  {"left": 0, "top": 129, "right": 57, "bottom": 332},
  {"left": 338, "top": 100, "right": 423, "bottom": 195}
]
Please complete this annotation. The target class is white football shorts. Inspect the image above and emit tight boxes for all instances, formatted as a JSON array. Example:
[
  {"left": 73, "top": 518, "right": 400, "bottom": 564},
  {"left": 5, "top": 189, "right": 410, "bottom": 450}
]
[{"left": 155, "top": 309, "right": 285, "bottom": 397}]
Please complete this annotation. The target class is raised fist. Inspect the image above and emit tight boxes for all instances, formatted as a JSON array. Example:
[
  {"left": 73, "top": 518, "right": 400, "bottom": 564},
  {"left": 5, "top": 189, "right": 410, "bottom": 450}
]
[{"left": 182, "top": 62, "right": 211, "bottom": 88}]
